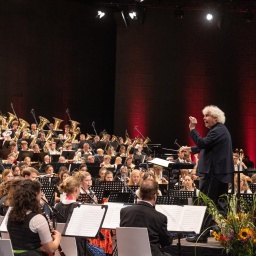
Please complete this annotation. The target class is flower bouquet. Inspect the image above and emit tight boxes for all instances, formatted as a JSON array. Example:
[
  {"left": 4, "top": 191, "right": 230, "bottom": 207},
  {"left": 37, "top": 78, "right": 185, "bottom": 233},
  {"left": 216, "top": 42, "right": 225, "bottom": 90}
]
[{"left": 199, "top": 193, "right": 256, "bottom": 256}]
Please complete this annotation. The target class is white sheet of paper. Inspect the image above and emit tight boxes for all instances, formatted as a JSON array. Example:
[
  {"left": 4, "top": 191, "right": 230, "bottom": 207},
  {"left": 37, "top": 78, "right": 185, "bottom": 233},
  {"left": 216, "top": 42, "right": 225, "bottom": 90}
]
[{"left": 65, "top": 205, "right": 105, "bottom": 237}]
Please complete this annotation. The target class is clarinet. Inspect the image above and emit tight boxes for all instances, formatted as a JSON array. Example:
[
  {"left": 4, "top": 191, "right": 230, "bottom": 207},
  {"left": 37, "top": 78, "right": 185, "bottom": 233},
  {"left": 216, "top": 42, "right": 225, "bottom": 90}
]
[{"left": 42, "top": 211, "right": 66, "bottom": 256}]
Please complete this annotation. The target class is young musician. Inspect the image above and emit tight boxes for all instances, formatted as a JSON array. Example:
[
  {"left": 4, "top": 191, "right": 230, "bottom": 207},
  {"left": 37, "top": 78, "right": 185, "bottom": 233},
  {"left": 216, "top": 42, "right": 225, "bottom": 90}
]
[{"left": 7, "top": 179, "right": 61, "bottom": 256}]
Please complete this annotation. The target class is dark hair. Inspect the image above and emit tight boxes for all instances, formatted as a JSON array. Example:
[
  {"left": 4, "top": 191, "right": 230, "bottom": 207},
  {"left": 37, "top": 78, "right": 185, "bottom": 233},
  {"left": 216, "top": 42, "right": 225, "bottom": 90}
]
[
  {"left": 139, "top": 179, "right": 158, "bottom": 201},
  {"left": 79, "top": 164, "right": 87, "bottom": 170},
  {"left": 8, "top": 180, "right": 42, "bottom": 222}
]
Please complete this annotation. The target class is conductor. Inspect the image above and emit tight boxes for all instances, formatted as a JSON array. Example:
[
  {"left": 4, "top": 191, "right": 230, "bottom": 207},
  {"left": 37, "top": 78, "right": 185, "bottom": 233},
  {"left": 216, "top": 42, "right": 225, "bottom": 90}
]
[{"left": 182, "top": 105, "right": 234, "bottom": 242}]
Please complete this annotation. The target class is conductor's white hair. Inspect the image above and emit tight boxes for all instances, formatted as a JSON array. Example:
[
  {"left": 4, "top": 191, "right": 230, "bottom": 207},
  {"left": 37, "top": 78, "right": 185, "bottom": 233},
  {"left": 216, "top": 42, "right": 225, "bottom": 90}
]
[{"left": 202, "top": 105, "right": 225, "bottom": 124}]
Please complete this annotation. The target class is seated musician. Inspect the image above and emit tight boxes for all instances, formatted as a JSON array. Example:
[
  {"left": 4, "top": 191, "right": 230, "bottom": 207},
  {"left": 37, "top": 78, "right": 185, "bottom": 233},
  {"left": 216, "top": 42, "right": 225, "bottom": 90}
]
[
  {"left": 11, "top": 120, "right": 19, "bottom": 138},
  {"left": 6, "top": 154, "right": 16, "bottom": 165},
  {"left": 45, "top": 164, "right": 55, "bottom": 177},
  {"left": 116, "top": 145, "right": 127, "bottom": 157},
  {"left": 233, "top": 153, "right": 249, "bottom": 178},
  {"left": 80, "top": 142, "right": 92, "bottom": 157},
  {"left": 22, "top": 167, "right": 39, "bottom": 180},
  {"left": 58, "top": 156, "right": 67, "bottom": 163},
  {"left": 12, "top": 165, "right": 21, "bottom": 176},
  {"left": 180, "top": 174, "right": 200, "bottom": 196},
  {"left": 48, "top": 141, "right": 60, "bottom": 155},
  {"left": 30, "top": 123, "right": 38, "bottom": 138},
  {"left": 100, "top": 155, "right": 113, "bottom": 168},
  {"left": 96, "top": 167, "right": 107, "bottom": 182},
  {"left": 1, "top": 169, "right": 14, "bottom": 183},
  {"left": 7, "top": 179, "right": 61, "bottom": 256},
  {"left": 94, "top": 148, "right": 104, "bottom": 157},
  {"left": 230, "top": 173, "right": 252, "bottom": 194},
  {"left": 43, "top": 154, "right": 51, "bottom": 164},
  {"left": 128, "top": 169, "right": 142, "bottom": 186},
  {"left": 152, "top": 165, "right": 168, "bottom": 184},
  {"left": 37, "top": 132, "right": 47, "bottom": 150},
  {"left": 91, "top": 135, "right": 100, "bottom": 151},
  {"left": 113, "top": 156, "right": 122, "bottom": 170},
  {"left": 9, "top": 140, "right": 19, "bottom": 157},
  {"left": 104, "top": 171, "right": 114, "bottom": 181},
  {"left": 87, "top": 155, "right": 95, "bottom": 163},
  {"left": 106, "top": 146, "right": 116, "bottom": 157},
  {"left": 78, "top": 164, "right": 88, "bottom": 172},
  {"left": 55, "top": 170, "right": 70, "bottom": 203},
  {"left": 125, "top": 156, "right": 135, "bottom": 170},
  {"left": 114, "top": 165, "right": 130, "bottom": 183},
  {"left": 32, "top": 143, "right": 41, "bottom": 153},
  {"left": 20, "top": 140, "right": 32, "bottom": 151},
  {"left": 23, "top": 156, "right": 32, "bottom": 167},
  {"left": 251, "top": 174, "right": 256, "bottom": 184}
]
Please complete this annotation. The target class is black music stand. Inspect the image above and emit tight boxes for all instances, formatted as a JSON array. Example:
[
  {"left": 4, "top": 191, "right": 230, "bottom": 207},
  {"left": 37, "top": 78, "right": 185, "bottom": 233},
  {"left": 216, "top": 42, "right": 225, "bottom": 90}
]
[
  {"left": 127, "top": 185, "right": 139, "bottom": 192},
  {"left": 249, "top": 184, "right": 256, "bottom": 193},
  {"left": 0, "top": 164, "right": 12, "bottom": 173},
  {"left": 156, "top": 196, "right": 178, "bottom": 205},
  {"left": 17, "top": 151, "right": 34, "bottom": 161},
  {"left": 50, "top": 154, "right": 60, "bottom": 163},
  {"left": 31, "top": 152, "right": 47, "bottom": 163},
  {"left": 77, "top": 193, "right": 91, "bottom": 204},
  {"left": 100, "top": 181, "right": 123, "bottom": 197},
  {"left": 108, "top": 192, "right": 132, "bottom": 203},
  {"left": 90, "top": 185, "right": 105, "bottom": 204},
  {"left": 38, "top": 177, "right": 52, "bottom": 186},
  {"left": 158, "top": 184, "right": 168, "bottom": 195},
  {"left": 61, "top": 150, "right": 75, "bottom": 160},
  {"left": 87, "top": 166, "right": 101, "bottom": 179},
  {"left": 173, "top": 185, "right": 184, "bottom": 190},
  {"left": 239, "top": 193, "right": 254, "bottom": 204},
  {"left": 168, "top": 190, "right": 195, "bottom": 205},
  {"left": 41, "top": 185, "right": 55, "bottom": 205}
]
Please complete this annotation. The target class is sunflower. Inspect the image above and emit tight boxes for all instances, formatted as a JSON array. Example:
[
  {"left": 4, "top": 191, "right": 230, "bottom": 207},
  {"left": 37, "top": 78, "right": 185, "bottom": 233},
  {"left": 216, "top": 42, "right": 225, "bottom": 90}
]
[{"left": 238, "top": 228, "right": 253, "bottom": 241}]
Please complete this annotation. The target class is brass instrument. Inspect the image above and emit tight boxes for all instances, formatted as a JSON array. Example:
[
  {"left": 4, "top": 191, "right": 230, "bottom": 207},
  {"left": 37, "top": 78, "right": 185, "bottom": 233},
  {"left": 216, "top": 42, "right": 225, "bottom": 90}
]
[
  {"left": 42, "top": 130, "right": 54, "bottom": 153},
  {"left": 13, "top": 119, "right": 30, "bottom": 142},
  {"left": 52, "top": 117, "right": 63, "bottom": 131},
  {"left": 70, "top": 127, "right": 81, "bottom": 143},
  {"left": 85, "top": 133, "right": 92, "bottom": 140},
  {"left": 143, "top": 137, "right": 151, "bottom": 146},
  {"left": 63, "top": 134, "right": 72, "bottom": 148},
  {"left": 100, "top": 134, "right": 107, "bottom": 141},
  {"left": 70, "top": 120, "right": 80, "bottom": 133},
  {"left": 131, "top": 137, "right": 139, "bottom": 147},
  {"left": 38, "top": 116, "right": 50, "bottom": 131},
  {"left": 6, "top": 112, "right": 17, "bottom": 127},
  {"left": 124, "top": 136, "right": 131, "bottom": 145}
]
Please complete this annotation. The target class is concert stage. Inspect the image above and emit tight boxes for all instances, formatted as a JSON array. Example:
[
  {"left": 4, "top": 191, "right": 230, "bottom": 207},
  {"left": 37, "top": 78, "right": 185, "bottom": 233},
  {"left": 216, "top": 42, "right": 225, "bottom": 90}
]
[{"left": 167, "top": 237, "right": 228, "bottom": 256}]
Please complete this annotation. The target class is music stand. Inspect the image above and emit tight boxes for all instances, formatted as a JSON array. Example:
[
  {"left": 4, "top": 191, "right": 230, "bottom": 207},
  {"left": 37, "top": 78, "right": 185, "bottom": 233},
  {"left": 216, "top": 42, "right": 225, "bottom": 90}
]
[
  {"left": 249, "top": 184, "right": 256, "bottom": 193},
  {"left": 108, "top": 192, "right": 133, "bottom": 203},
  {"left": 100, "top": 181, "right": 123, "bottom": 197},
  {"left": 77, "top": 193, "right": 91, "bottom": 204},
  {"left": 239, "top": 193, "right": 254, "bottom": 204},
  {"left": 87, "top": 166, "right": 101, "bottom": 179},
  {"left": 17, "top": 151, "right": 34, "bottom": 161},
  {"left": 134, "top": 155, "right": 145, "bottom": 165},
  {"left": 127, "top": 185, "right": 139, "bottom": 192},
  {"left": 90, "top": 185, "right": 105, "bottom": 204},
  {"left": 168, "top": 190, "right": 195, "bottom": 205},
  {"left": 50, "top": 154, "right": 60, "bottom": 163},
  {"left": 156, "top": 196, "right": 178, "bottom": 205},
  {"left": 61, "top": 150, "right": 75, "bottom": 160},
  {"left": 31, "top": 152, "right": 47, "bottom": 163},
  {"left": 173, "top": 185, "right": 184, "bottom": 190},
  {"left": 41, "top": 185, "right": 55, "bottom": 205}
]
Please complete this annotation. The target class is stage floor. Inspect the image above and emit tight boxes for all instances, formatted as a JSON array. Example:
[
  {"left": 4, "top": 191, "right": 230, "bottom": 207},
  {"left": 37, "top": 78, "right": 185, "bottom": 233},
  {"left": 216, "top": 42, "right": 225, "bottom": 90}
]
[{"left": 167, "top": 237, "right": 228, "bottom": 256}]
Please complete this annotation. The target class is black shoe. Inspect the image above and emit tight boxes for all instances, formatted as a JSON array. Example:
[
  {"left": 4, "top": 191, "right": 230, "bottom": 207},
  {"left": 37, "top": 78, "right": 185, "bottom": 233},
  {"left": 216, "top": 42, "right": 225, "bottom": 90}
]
[{"left": 186, "top": 235, "right": 208, "bottom": 243}]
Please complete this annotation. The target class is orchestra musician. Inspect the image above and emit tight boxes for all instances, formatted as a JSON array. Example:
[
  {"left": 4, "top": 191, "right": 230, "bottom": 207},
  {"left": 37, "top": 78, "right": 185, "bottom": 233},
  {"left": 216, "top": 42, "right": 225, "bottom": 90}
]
[
  {"left": 48, "top": 141, "right": 60, "bottom": 155},
  {"left": 30, "top": 123, "right": 38, "bottom": 138}
]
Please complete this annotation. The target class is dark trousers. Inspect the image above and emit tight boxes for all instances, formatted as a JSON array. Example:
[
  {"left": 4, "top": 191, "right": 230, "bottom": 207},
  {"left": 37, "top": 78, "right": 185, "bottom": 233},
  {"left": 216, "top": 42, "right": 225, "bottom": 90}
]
[{"left": 199, "top": 174, "right": 229, "bottom": 236}]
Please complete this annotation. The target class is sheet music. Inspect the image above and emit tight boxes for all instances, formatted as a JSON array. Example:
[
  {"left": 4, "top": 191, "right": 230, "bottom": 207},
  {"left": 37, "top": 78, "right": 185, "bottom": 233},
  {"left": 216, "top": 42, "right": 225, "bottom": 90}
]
[
  {"left": 64, "top": 205, "right": 106, "bottom": 237},
  {"left": 155, "top": 205, "right": 206, "bottom": 233},
  {"left": 0, "top": 207, "right": 12, "bottom": 232},
  {"left": 102, "top": 202, "right": 124, "bottom": 229},
  {"left": 148, "top": 158, "right": 173, "bottom": 167}
]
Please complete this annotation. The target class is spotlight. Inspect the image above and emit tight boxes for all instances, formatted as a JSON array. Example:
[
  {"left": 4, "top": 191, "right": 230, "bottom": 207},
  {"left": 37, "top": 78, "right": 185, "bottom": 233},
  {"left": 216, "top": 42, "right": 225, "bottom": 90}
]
[
  {"left": 96, "top": 10, "right": 105, "bottom": 19},
  {"left": 129, "top": 11, "right": 137, "bottom": 20},
  {"left": 206, "top": 13, "right": 213, "bottom": 21}
]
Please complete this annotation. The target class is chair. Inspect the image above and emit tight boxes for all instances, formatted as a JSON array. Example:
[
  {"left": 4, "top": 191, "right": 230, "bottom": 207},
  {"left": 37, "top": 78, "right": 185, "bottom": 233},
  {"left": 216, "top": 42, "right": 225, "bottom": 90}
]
[
  {"left": 0, "top": 239, "right": 14, "bottom": 256},
  {"left": 55, "top": 223, "right": 77, "bottom": 256},
  {"left": 116, "top": 227, "right": 152, "bottom": 256}
]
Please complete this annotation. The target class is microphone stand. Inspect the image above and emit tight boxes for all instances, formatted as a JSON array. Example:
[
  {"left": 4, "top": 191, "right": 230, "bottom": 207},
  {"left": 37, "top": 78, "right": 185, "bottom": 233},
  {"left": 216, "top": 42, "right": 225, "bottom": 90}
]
[
  {"left": 117, "top": 176, "right": 138, "bottom": 204},
  {"left": 10, "top": 103, "right": 19, "bottom": 122},
  {"left": 66, "top": 109, "right": 72, "bottom": 121},
  {"left": 30, "top": 109, "right": 39, "bottom": 126}
]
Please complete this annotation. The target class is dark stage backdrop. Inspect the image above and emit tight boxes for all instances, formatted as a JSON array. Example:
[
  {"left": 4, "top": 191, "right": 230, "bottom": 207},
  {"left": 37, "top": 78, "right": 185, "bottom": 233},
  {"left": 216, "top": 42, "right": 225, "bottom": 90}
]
[
  {"left": 114, "top": 8, "right": 256, "bottom": 162},
  {"left": 0, "top": 0, "right": 116, "bottom": 134}
]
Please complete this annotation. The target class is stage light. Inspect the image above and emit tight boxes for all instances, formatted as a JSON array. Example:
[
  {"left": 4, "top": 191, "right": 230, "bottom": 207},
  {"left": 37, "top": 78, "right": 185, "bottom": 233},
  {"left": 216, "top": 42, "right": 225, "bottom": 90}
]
[
  {"left": 96, "top": 10, "right": 105, "bottom": 19},
  {"left": 206, "top": 13, "right": 213, "bottom": 21},
  {"left": 129, "top": 11, "right": 137, "bottom": 20}
]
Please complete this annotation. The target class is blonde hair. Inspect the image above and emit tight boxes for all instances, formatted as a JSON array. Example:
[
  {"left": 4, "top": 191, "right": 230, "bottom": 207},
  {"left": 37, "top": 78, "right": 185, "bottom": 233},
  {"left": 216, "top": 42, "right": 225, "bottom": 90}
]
[
  {"left": 202, "top": 105, "right": 225, "bottom": 124},
  {"left": 234, "top": 174, "right": 250, "bottom": 191},
  {"left": 58, "top": 176, "right": 80, "bottom": 194},
  {"left": 128, "top": 169, "right": 141, "bottom": 186}
]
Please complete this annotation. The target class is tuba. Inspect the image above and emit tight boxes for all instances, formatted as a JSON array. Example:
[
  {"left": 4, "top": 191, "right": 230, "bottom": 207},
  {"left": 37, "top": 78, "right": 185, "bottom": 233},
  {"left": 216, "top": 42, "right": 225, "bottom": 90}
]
[
  {"left": 38, "top": 116, "right": 50, "bottom": 131},
  {"left": 70, "top": 120, "right": 80, "bottom": 133},
  {"left": 143, "top": 137, "right": 151, "bottom": 146},
  {"left": 63, "top": 134, "right": 72, "bottom": 148},
  {"left": 70, "top": 127, "right": 81, "bottom": 143},
  {"left": 6, "top": 112, "right": 17, "bottom": 127},
  {"left": 85, "top": 133, "right": 92, "bottom": 140},
  {"left": 52, "top": 117, "right": 63, "bottom": 131},
  {"left": 13, "top": 119, "right": 30, "bottom": 142}
]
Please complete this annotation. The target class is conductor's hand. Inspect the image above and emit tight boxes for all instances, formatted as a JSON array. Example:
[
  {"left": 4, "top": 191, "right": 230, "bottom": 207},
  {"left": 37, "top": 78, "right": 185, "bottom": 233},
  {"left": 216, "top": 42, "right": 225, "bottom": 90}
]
[
  {"left": 189, "top": 116, "right": 197, "bottom": 130},
  {"left": 51, "top": 229, "right": 61, "bottom": 241}
]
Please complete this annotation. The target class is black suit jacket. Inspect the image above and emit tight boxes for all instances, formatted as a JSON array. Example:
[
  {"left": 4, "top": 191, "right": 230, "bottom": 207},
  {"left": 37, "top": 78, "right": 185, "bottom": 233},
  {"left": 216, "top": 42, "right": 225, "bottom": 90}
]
[
  {"left": 120, "top": 201, "right": 172, "bottom": 256},
  {"left": 190, "top": 122, "right": 234, "bottom": 183}
]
